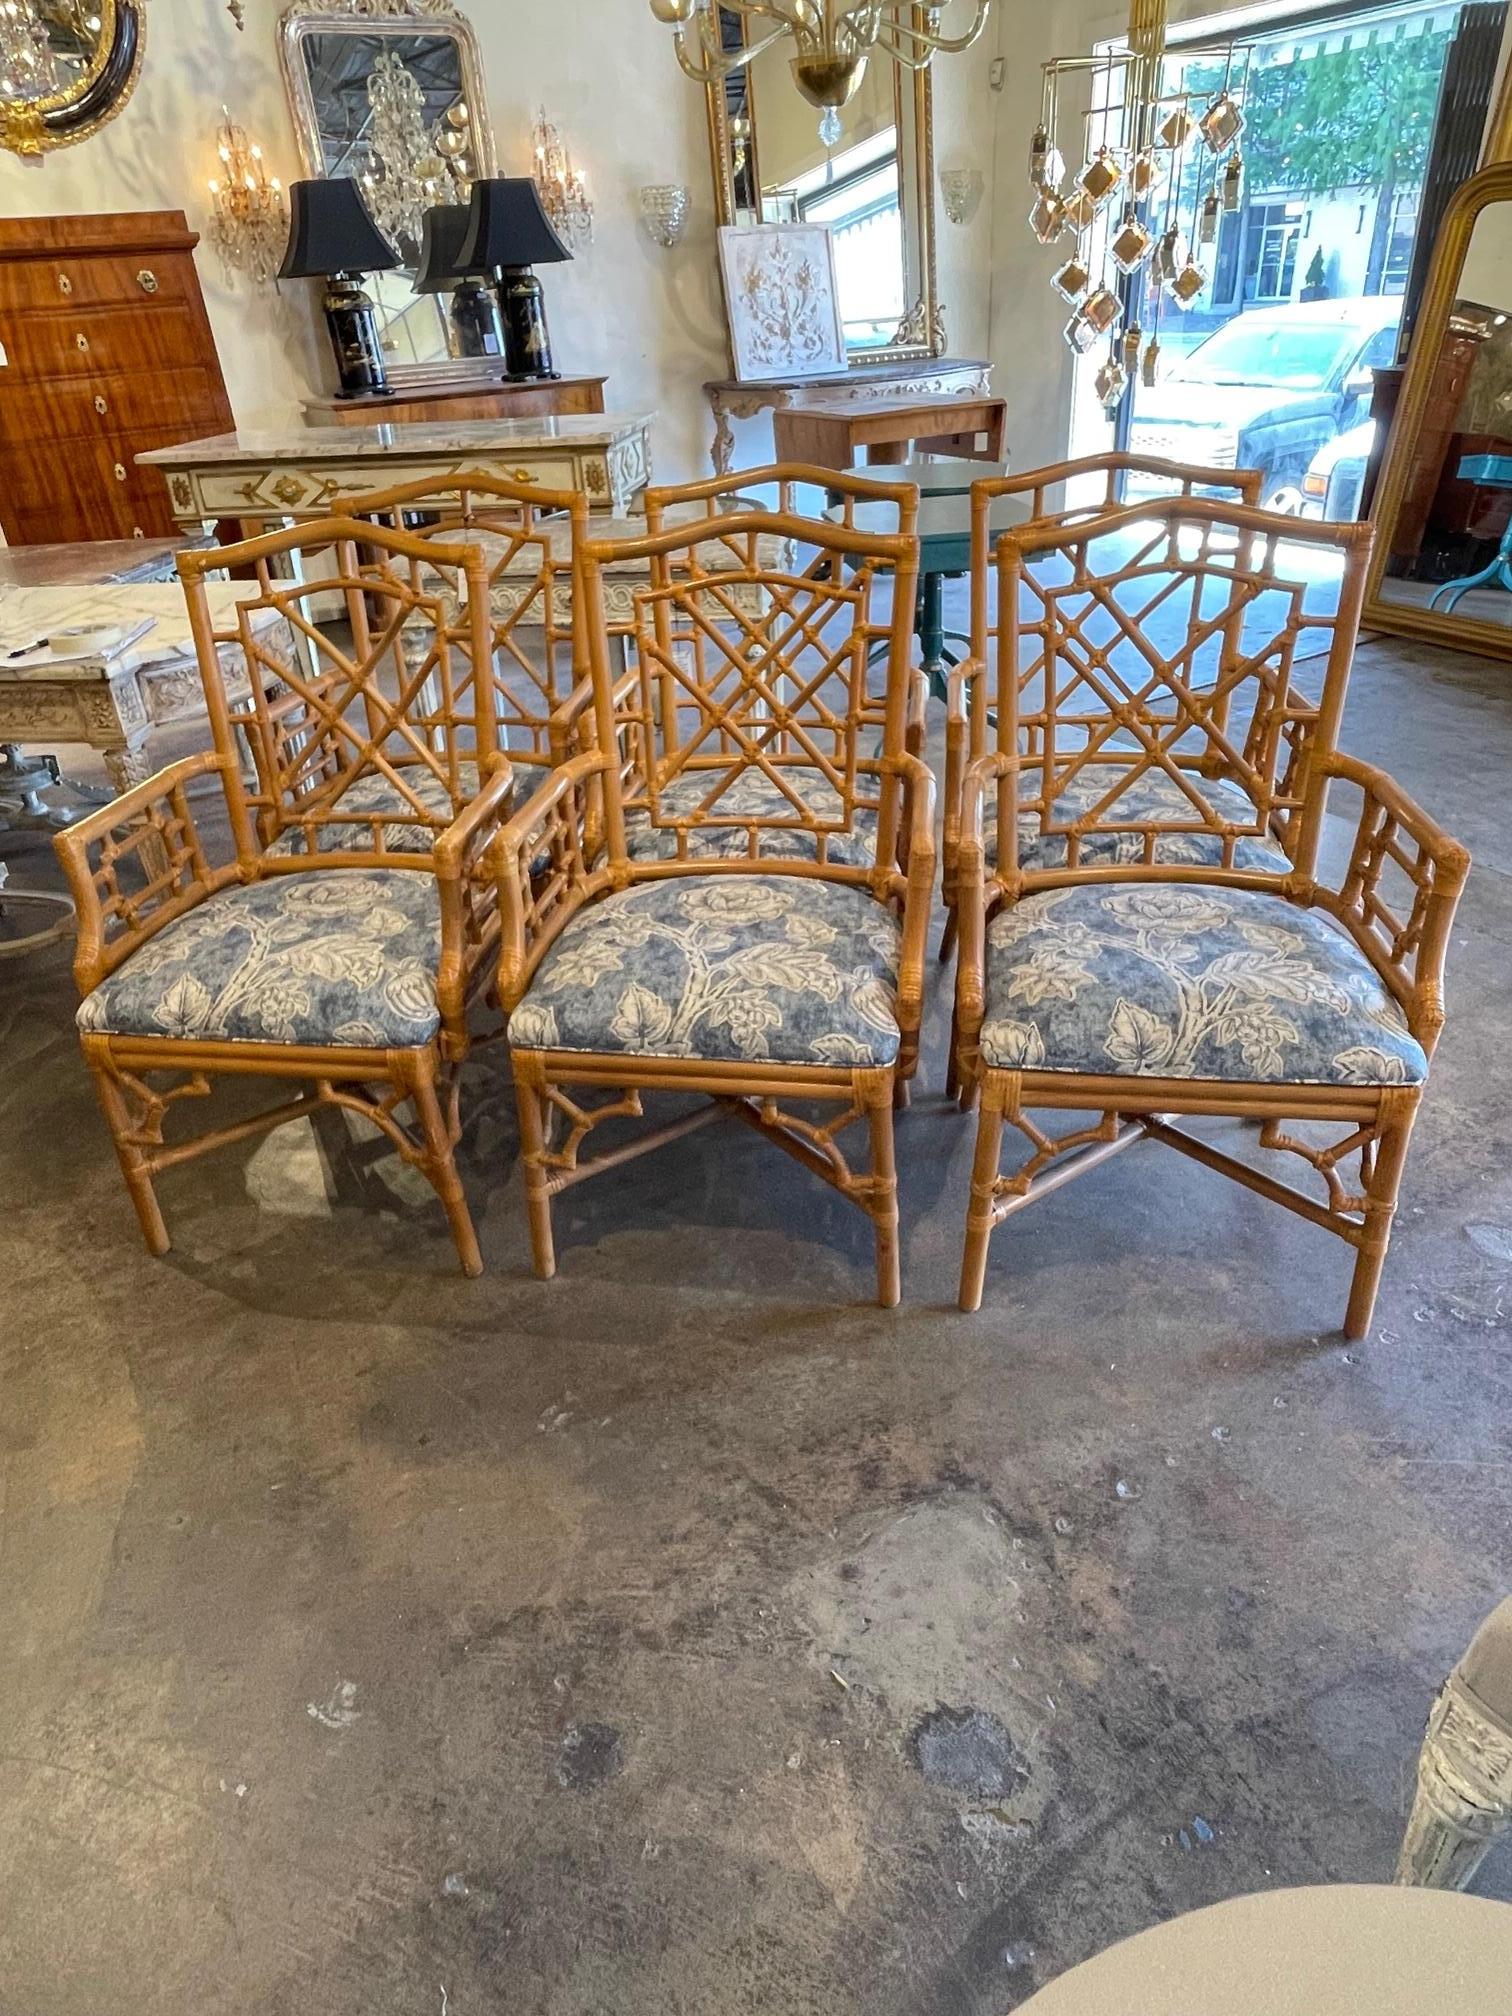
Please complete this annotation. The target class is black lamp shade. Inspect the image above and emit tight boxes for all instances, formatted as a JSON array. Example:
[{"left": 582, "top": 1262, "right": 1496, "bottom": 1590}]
[
  {"left": 279, "top": 177, "right": 400, "bottom": 280},
  {"left": 412, "top": 204, "right": 487, "bottom": 293},
  {"left": 459, "top": 177, "right": 572, "bottom": 272}
]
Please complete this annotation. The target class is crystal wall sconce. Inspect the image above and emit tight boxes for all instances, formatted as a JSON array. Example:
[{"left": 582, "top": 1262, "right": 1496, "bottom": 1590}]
[
  {"left": 207, "top": 107, "right": 286, "bottom": 286},
  {"left": 532, "top": 107, "right": 593, "bottom": 249},
  {"left": 639, "top": 184, "right": 690, "bottom": 248},
  {"left": 940, "top": 168, "right": 984, "bottom": 227}
]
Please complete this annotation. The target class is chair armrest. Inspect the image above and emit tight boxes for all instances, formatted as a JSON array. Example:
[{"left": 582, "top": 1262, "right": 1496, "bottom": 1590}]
[
  {"left": 488, "top": 751, "right": 610, "bottom": 1008},
  {"left": 954, "top": 753, "right": 1018, "bottom": 1045},
  {"left": 432, "top": 753, "right": 515, "bottom": 1036},
  {"left": 1316, "top": 751, "right": 1470, "bottom": 1057},
  {"left": 885, "top": 751, "right": 936, "bottom": 1037},
  {"left": 52, "top": 750, "right": 238, "bottom": 995},
  {"left": 943, "top": 656, "right": 986, "bottom": 889}
]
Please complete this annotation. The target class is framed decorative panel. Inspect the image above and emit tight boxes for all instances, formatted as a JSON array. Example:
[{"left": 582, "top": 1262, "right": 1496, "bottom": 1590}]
[{"left": 717, "top": 224, "right": 847, "bottom": 384}]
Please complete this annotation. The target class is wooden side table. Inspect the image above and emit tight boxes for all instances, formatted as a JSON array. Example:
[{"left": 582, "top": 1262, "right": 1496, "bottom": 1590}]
[
  {"left": 774, "top": 394, "right": 1007, "bottom": 470},
  {"left": 704, "top": 357, "right": 993, "bottom": 473}
]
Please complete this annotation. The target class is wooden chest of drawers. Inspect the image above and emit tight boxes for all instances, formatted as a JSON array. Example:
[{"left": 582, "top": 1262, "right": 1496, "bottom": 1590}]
[{"left": 0, "top": 211, "right": 234, "bottom": 547}]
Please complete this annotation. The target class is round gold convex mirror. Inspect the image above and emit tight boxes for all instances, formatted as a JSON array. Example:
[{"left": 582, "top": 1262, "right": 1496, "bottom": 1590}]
[{"left": 0, "top": 0, "right": 145, "bottom": 159}]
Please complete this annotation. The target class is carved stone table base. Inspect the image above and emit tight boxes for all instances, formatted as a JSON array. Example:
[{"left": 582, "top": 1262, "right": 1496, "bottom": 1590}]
[{"left": 1397, "top": 1605, "right": 1512, "bottom": 1889}]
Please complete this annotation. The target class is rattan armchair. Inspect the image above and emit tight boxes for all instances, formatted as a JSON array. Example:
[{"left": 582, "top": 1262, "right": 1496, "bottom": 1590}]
[
  {"left": 941, "top": 454, "right": 1265, "bottom": 960},
  {"left": 55, "top": 521, "right": 511, "bottom": 1273},
  {"left": 952, "top": 498, "right": 1470, "bottom": 1339},
  {"left": 489, "top": 504, "right": 933, "bottom": 1306}
]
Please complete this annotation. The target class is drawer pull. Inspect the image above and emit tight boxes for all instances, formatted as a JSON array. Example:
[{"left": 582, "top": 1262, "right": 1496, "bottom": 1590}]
[
  {"left": 137, "top": 269, "right": 159, "bottom": 295},
  {"left": 132, "top": 526, "right": 145, "bottom": 539},
  {"left": 57, "top": 271, "right": 72, "bottom": 295},
  {"left": 75, "top": 331, "right": 89, "bottom": 352},
  {"left": 94, "top": 394, "right": 108, "bottom": 416},
  {"left": 113, "top": 462, "right": 127, "bottom": 483}
]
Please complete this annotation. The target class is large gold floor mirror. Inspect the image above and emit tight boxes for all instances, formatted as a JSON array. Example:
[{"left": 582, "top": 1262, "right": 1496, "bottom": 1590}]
[{"left": 1365, "top": 160, "right": 1512, "bottom": 662}]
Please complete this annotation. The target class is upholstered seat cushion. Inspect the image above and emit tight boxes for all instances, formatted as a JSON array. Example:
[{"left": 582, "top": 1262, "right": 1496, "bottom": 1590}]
[
  {"left": 77, "top": 870, "right": 442, "bottom": 1049},
  {"left": 622, "top": 765, "right": 879, "bottom": 867},
  {"left": 508, "top": 873, "right": 901, "bottom": 1066},
  {"left": 265, "top": 762, "right": 478, "bottom": 857},
  {"left": 980, "top": 881, "right": 1427, "bottom": 1086},
  {"left": 987, "top": 768, "right": 1291, "bottom": 874}
]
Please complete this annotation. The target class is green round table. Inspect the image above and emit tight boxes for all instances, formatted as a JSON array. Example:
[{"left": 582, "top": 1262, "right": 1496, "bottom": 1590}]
[{"left": 836, "top": 488, "right": 1032, "bottom": 698}]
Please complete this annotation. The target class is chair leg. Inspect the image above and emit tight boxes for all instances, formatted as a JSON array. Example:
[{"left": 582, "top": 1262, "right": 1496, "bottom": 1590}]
[
  {"left": 87, "top": 1054, "right": 170, "bottom": 1258},
  {"left": 512, "top": 1065, "right": 557, "bottom": 1280},
  {"left": 1344, "top": 1091, "right": 1418, "bottom": 1341},
  {"left": 866, "top": 1083, "right": 900, "bottom": 1309},
  {"left": 958, "top": 1073, "right": 1007, "bottom": 1312},
  {"left": 406, "top": 1056, "right": 483, "bottom": 1279}
]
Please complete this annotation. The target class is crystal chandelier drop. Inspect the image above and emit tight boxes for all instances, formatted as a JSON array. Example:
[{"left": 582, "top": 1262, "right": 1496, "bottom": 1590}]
[
  {"left": 647, "top": 0, "right": 991, "bottom": 145},
  {"left": 207, "top": 106, "right": 286, "bottom": 286},
  {"left": 1030, "top": 0, "right": 1249, "bottom": 406},
  {"left": 531, "top": 107, "right": 593, "bottom": 249},
  {"left": 0, "top": 0, "right": 60, "bottom": 103},
  {"left": 361, "top": 50, "right": 464, "bottom": 264}
]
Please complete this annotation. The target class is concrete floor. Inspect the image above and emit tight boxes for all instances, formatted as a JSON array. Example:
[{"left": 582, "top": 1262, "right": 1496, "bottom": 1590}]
[{"left": 1, "top": 627, "right": 1510, "bottom": 2013}]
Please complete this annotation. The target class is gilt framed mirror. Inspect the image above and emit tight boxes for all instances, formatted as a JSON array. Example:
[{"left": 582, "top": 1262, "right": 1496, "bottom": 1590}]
[
  {"left": 278, "top": 0, "right": 496, "bottom": 381},
  {"left": 1364, "top": 161, "right": 1512, "bottom": 664},
  {"left": 704, "top": 4, "right": 944, "bottom": 367},
  {"left": 0, "top": 0, "right": 145, "bottom": 159}
]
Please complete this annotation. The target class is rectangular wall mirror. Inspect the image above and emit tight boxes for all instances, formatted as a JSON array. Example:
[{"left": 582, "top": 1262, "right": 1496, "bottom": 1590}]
[
  {"left": 1365, "top": 161, "right": 1512, "bottom": 661},
  {"left": 705, "top": 6, "right": 943, "bottom": 365},
  {"left": 278, "top": 0, "right": 495, "bottom": 381}
]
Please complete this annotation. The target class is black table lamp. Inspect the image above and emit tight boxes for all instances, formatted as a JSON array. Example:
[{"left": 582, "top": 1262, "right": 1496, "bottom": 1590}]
[
  {"left": 279, "top": 177, "right": 401, "bottom": 399},
  {"left": 413, "top": 203, "right": 507, "bottom": 364},
  {"left": 458, "top": 177, "right": 571, "bottom": 382}
]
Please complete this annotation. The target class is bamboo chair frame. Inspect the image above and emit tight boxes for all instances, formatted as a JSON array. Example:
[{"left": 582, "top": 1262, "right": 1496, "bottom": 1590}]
[
  {"left": 952, "top": 497, "right": 1471, "bottom": 1338},
  {"left": 489, "top": 504, "right": 933, "bottom": 1307},
  {"left": 331, "top": 470, "right": 591, "bottom": 792},
  {"left": 941, "top": 454, "right": 1266, "bottom": 956},
  {"left": 57, "top": 519, "right": 514, "bottom": 1276}
]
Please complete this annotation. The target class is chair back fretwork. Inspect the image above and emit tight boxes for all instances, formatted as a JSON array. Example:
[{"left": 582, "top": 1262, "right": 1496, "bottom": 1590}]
[
  {"left": 179, "top": 517, "right": 496, "bottom": 867},
  {"left": 333, "top": 471, "right": 590, "bottom": 778},
  {"left": 987, "top": 497, "right": 1374, "bottom": 893},
  {"left": 579, "top": 506, "right": 920, "bottom": 884}
]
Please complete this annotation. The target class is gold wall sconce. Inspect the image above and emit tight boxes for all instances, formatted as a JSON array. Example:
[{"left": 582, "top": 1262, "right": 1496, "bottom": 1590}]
[{"left": 207, "top": 106, "right": 287, "bottom": 285}]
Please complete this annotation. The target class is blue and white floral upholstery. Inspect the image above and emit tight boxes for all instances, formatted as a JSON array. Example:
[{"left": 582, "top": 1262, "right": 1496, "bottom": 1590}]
[
  {"left": 77, "top": 870, "right": 442, "bottom": 1049},
  {"left": 980, "top": 882, "right": 1427, "bottom": 1086},
  {"left": 986, "top": 768, "right": 1290, "bottom": 874},
  {"left": 265, "top": 763, "right": 479, "bottom": 858},
  {"left": 508, "top": 874, "right": 900, "bottom": 1066},
  {"left": 622, "top": 766, "right": 879, "bottom": 867}
]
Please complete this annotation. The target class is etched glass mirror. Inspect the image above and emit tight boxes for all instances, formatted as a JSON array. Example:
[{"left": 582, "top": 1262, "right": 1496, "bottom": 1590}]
[{"left": 278, "top": 1, "right": 495, "bottom": 376}]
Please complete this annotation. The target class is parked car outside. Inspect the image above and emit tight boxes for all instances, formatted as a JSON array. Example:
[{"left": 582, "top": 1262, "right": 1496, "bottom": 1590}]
[
  {"left": 1300, "top": 418, "right": 1376, "bottom": 521},
  {"left": 1126, "top": 297, "right": 1401, "bottom": 511}
]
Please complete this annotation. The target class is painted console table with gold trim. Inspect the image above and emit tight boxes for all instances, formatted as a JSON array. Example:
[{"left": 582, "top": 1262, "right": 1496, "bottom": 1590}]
[
  {"left": 703, "top": 357, "right": 992, "bottom": 475},
  {"left": 138, "top": 413, "right": 655, "bottom": 529}
]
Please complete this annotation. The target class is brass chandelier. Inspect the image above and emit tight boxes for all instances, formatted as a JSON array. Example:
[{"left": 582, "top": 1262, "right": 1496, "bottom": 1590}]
[
  {"left": 1031, "top": 0, "right": 1250, "bottom": 410},
  {"left": 648, "top": 0, "right": 991, "bottom": 144}
]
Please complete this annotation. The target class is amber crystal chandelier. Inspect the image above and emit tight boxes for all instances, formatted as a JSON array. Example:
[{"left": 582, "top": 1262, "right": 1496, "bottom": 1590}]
[
  {"left": 648, "top": 0, "right": 991, "bottom": 145},
  {"left": 1030, "top": 0, "right": 1249, "bottom": 410}
]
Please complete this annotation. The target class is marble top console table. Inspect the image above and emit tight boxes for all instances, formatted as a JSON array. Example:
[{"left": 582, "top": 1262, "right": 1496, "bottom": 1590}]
[
  {"left": 703, "top": 357, "right": 992, "bottom": 475},
  {"left": 139, "top": 413, "right": 655, "bottom": 529},
  {"left": 0, "top": 583, "right": 280, "bottom": 796}
]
